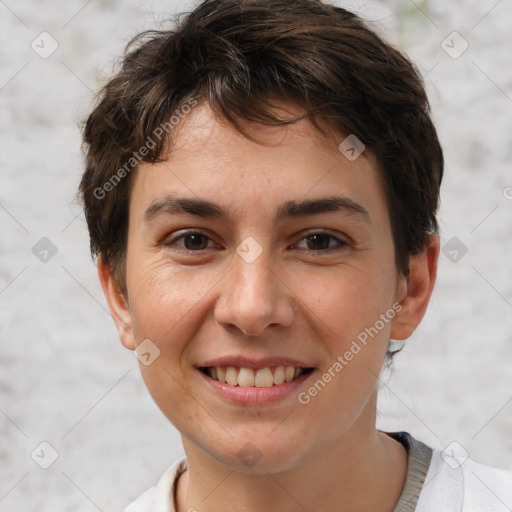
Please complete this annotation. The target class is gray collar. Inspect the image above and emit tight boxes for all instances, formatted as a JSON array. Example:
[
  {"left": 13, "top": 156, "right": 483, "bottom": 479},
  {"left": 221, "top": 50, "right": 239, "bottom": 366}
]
[{"left": 384, "top": 431, "right": 434, "bottom": 512}]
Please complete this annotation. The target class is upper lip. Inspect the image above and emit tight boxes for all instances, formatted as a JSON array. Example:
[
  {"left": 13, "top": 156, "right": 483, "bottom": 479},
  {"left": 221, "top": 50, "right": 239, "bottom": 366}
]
[{"left": 198, "top": 356, "right": 315, "bottom": 369}]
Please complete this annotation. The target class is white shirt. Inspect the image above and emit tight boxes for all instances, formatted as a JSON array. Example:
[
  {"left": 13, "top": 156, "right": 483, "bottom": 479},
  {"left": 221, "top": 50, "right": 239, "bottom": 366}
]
[{"left": 124, "top": 431, "right": 512, "bottom": 512}]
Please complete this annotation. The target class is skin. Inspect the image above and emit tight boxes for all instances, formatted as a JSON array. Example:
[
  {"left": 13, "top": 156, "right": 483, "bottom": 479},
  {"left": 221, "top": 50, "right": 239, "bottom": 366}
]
[{"left": 99, "top": 102, "right": 439, "bottom": 512}]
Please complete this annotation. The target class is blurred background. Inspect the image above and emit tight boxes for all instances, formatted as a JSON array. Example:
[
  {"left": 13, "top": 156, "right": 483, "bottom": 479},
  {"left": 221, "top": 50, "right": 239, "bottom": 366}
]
[{"left": 1, "top": 0, "right": 511, "bottom": 510}]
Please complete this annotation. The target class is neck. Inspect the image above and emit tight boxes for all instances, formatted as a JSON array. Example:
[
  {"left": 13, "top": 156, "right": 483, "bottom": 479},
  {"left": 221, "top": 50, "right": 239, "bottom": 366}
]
[{"left": 176, "top": 396, "right": 408, "bottom": 512}]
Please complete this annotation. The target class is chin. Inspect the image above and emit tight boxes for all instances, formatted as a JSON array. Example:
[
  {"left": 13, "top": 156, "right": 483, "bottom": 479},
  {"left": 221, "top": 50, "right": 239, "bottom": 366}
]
[{"left": 205, "top": 428, "right": 317, "bottom": 475}]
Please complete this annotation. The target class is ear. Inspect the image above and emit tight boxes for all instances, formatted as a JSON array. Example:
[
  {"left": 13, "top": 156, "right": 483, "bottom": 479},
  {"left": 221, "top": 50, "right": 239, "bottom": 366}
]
[
  {"left": 390, "top": 234, "right": 440, "bottom": 340},
  {"left": 97, "top": 256, "right": 136, "bottom": 350}
]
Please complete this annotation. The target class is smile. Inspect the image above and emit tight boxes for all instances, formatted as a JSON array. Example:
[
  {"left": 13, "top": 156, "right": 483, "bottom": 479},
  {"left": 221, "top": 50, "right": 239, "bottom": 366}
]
[{"left": 199, "top": 365, "right": 315, "bottom": 387}]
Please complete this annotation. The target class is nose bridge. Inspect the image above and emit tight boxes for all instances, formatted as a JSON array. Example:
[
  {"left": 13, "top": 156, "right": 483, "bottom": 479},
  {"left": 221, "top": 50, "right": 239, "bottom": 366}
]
[
  {"left": 214, "top": 241, "right": 294, "bottom": 335},
  {"left": 234, "top": 246, "right": 276, "bottom": 302}
]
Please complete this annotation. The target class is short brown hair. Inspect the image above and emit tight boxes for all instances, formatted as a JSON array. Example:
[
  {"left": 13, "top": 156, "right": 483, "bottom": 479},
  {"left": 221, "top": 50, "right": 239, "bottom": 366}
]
[{"left": 78, "top": 0, "right": 443, "bottom": 362}]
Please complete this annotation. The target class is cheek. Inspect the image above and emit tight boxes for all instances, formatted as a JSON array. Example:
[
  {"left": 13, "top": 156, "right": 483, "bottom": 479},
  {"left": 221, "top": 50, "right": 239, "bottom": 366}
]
[
  {"left": 126, "top": 257, "right": 221, "bottom": 350},
  {"left": 289, "top": 264, "right": 396, "bottom": 348}
]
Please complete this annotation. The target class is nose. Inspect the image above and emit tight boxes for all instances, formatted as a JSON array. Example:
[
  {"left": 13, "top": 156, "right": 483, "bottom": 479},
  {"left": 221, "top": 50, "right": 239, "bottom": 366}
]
[{"left": 214, "top": 248, "right": 296, "bottom": 337}]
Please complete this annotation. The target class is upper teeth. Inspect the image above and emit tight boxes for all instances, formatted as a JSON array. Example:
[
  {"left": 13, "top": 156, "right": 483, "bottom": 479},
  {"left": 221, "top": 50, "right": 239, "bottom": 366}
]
[{"left": 208, "top": 366, "right": 304, "bottom": 387}]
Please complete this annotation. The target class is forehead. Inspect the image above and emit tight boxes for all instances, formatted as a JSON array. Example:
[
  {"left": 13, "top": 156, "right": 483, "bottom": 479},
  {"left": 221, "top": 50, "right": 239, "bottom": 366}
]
[
  {"left": 129, "top": 101, "right": 389, "bottom": 228},
  {"left": 167, "top": 101, "right": 357, "bottom": 164}
]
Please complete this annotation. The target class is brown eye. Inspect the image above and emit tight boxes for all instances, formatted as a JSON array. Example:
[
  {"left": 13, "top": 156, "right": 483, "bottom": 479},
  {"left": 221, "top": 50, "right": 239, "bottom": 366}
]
[
  {"left": 182, "top": 233, "right": 209, "bottom": 250},
  {"left": 295, "top": 232, "right": 348, "bottom": 252},
  {"left": 165, "top": 231, "right": 215, "bottom": 251}
]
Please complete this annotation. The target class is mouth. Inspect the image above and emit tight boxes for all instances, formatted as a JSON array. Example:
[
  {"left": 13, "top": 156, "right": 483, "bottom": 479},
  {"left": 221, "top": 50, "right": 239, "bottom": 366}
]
[{"left": 198, "top": 365, "right": 315, "bottom": 387}]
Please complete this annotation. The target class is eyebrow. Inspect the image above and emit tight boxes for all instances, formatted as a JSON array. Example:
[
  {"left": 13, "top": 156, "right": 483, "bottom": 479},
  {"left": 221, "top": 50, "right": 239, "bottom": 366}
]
[{"left": 144, "top": 195, "right": 371, "bottom": 225}]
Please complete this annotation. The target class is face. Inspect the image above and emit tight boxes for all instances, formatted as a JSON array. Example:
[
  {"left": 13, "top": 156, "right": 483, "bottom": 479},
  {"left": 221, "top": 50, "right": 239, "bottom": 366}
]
[{"left": 100, "top": 102, "right": 435, "bottom": 473}]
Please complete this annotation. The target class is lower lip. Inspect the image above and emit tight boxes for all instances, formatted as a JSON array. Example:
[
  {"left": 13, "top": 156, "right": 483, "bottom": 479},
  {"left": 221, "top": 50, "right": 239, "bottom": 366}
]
[{"left": 197, "top": 369, "right": 314, "bottom": 405}]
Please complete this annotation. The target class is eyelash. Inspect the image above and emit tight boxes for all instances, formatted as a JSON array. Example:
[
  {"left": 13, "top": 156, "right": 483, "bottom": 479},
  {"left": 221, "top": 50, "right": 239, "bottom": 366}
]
[{"left": 164, "top": 230, "right": 349, "bottom": 254}]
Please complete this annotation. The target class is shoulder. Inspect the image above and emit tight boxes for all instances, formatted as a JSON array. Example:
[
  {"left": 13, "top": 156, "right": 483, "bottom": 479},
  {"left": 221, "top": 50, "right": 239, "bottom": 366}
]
[
  {"left": 417, "top": 448, "right": 512, "bottom": 512},
  {"left": 123, "top": 458, "right": 187, "bottom": 512}
]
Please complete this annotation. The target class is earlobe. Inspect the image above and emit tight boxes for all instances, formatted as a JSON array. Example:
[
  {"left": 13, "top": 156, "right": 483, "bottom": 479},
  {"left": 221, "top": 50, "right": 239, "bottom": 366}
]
[
  {"left": 390, "top": 234, "right": 440, "bottom": 340},
  {"left": 97, "top": 256, "right": 136, "bottom": 350}
]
